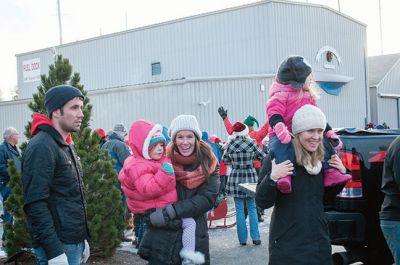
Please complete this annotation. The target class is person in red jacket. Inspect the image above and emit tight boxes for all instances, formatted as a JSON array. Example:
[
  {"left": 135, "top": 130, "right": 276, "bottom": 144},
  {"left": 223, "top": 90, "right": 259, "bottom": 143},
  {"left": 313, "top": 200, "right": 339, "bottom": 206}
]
[{"left": 119, "top": 119, "right": 204, "bottom": 264}]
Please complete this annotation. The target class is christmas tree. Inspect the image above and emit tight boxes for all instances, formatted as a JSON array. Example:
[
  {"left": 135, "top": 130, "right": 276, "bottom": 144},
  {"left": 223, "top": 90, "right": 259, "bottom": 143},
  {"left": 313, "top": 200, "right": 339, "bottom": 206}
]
[{"left": 4, "top": 55, "right": 124, "bottom": 258}]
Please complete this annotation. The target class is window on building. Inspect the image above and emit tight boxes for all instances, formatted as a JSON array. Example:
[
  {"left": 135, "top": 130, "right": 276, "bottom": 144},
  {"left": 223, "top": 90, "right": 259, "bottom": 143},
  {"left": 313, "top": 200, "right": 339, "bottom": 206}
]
[{"left": 152, "top": 62, "right": 161, "bottom": 75}]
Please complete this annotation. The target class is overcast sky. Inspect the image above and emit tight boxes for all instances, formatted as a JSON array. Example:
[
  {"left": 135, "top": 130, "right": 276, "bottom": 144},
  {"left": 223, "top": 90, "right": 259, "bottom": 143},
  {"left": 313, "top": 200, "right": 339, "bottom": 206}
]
[{"left": 1, "top": 0, "right": 399, "bottom": 99}]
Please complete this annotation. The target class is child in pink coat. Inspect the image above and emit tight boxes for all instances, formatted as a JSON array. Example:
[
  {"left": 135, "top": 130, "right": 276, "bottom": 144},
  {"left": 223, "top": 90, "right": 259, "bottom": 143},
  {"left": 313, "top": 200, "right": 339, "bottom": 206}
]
[
  {"left": 119, "top": 119, "right": 205, "bottom": 264},
  {"left": 266, "top": 56, "right": 351, "bottom": 193}
]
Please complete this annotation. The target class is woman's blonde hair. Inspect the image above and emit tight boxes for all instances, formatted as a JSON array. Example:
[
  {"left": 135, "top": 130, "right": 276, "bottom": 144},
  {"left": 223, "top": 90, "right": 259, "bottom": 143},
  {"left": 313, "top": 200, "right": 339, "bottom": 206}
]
[
  {"left": 299, "top": 74, "right": 320, "bottom": 100},
  {"left": 292, "top": 134, "right": 324, "bottom": 167}
]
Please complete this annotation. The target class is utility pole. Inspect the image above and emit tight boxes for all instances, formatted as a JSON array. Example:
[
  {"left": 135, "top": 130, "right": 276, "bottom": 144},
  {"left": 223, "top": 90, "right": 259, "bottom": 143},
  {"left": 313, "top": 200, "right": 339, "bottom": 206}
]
[
  {"left": 379, "top": 0, "right": 384, "bottom": 54},
  {"left": 57, "top": 0, "right": 63, "bottom": 45},
  {"left": 337, "top": 0, "right": 341, "bottom": 12}
]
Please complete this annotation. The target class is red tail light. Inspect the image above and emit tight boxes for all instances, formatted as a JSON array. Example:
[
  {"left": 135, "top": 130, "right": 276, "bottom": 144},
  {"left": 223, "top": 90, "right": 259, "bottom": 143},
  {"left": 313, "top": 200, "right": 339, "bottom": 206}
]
[
  {"left": 337, "top": 150, "right": 363, "bottom": 198},
  {"left": 368, "top": 151, "right": 386, "bottom": 163}
]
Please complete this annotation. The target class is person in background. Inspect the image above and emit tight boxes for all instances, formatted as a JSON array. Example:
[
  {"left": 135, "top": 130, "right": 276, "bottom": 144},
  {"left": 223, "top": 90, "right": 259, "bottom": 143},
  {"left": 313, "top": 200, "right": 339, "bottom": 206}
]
[
  {"left": 210, "top": 135, "right": 228, "bottom": 197},
  {"left": 138, "top": 115, "right": 219, "bottom": 265},
  {"left": 101, "top": 123, "right": 131, "bottom": 235},
  {"left": 22, "top": 85, "right": 89, "bottom": 265},
  {"left": 265, "top": 56, "right": 350, "bottom": 194},
  {"left": 380, "top": 135, "right": 400, "bottom": 264},
  {"left": 94, "top": 127, "right": 107, "bottom": 146},
  {"left": 0, "top": 127, "right": 20, "bottom": 244},
  {"left": 256, "top": 104, "right": 346, "bottom": 265},
  {"left": 223, "top": 122, "right": 265, "bottom": 246},
  {"left": 217, "top": 107, "right": 268, "bottom": 222}
]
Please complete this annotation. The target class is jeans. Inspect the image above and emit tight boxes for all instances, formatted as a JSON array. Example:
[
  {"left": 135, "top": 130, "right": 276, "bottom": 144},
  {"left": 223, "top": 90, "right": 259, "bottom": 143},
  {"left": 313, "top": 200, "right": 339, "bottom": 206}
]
[
  {"left": 269, "top": 135, "right": 296, "bottom": 176},
  {"left": 34, "top": 241, "right": 84, "bottom": 265},
  {"left": 234, "top": 197, "right": 260, "bottom": 244},
  {"left": 0, "top": 185, "right": 12, "bottom": 240},
  {"left": 219, "top": 175, "right": 226, "bottom": 196},
  {"left": 380, "top": 220, "right": 400, "bottom": 264}
]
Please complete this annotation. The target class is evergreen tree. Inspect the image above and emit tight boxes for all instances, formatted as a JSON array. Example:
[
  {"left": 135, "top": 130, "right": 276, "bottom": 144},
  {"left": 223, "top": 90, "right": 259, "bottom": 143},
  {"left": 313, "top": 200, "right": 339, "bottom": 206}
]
[{"left": 4, "top": 55, "right": 124, "bottom": 258}]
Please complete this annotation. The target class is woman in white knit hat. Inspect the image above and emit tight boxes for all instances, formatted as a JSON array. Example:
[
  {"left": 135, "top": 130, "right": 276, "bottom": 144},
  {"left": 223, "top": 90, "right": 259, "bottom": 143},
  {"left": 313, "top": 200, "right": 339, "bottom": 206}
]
[
  {"left": 138, "top": 115, "right": 219, "bottom": 265},
  {"left": 256, "top": 105, "right": 347, "bottom": 265}
]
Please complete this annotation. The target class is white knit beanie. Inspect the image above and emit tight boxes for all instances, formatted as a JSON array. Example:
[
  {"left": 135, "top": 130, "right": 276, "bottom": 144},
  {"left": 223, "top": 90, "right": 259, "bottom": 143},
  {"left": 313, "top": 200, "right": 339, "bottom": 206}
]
[
  {"left": 292, "top": 105, "right": 327, "bottom": 135},
  {"left": 168, "top": 115, "right": 202, "bottom": 140}
]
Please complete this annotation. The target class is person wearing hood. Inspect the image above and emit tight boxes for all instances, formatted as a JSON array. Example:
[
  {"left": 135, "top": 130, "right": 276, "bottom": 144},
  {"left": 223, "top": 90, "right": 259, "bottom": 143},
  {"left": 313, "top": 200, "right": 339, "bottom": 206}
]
[
  {"left": 138, "top": 115, "right": 219, "bottom": 265},
  {"left": 222, "top": 122, "right": 266, "bottom": 246},
  {"left": 119, "top": 119, "right": 204, "bottom": 264},
  {"left": 22, "top": 85, "right": 89, "bottom": 265}
]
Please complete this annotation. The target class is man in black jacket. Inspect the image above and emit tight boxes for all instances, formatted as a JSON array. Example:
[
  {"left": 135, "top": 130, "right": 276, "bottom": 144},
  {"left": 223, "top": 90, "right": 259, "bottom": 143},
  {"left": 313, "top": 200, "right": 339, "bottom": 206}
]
[
  {"left": 22, "top": 85, "right": 89, "bottom": 265},
  {"left": 380, "top": 136, "right": 400, "bottom": 264}
]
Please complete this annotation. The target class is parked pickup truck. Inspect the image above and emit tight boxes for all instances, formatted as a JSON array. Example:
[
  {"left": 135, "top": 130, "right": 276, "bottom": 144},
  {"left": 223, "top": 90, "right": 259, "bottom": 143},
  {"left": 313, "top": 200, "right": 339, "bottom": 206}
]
[{"left": 327, "top": 128, "right": 400, "bottom": 265}]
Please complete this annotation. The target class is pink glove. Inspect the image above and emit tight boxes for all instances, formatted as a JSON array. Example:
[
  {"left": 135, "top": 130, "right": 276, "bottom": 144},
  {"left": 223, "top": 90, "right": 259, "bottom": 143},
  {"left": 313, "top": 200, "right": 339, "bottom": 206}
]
[
  {"left": 274, "top": 122, "right": 292, "bottom": 144},
  {"left": 325, "top": 130, "right": 343, "bottom": 150}
]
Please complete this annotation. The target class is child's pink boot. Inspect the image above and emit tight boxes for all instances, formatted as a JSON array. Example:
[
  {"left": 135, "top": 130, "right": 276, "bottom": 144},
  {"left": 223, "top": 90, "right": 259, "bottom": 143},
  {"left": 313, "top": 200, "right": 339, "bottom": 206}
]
[
  {"left": 323, "top": 168, "right": 351, "bottom": 187},
  {"left": 277, "top": 175, "right": 292, "bottom": 193}
]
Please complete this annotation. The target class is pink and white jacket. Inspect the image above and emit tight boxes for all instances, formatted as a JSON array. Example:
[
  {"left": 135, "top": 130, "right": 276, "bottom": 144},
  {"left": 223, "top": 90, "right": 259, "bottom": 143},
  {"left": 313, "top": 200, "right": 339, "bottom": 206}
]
[
  {"left": 266, "top": 81, "right": 317, "bottom": 136},
  {"left": 118, "top": 120, "right": 177, "bottom": 214}
]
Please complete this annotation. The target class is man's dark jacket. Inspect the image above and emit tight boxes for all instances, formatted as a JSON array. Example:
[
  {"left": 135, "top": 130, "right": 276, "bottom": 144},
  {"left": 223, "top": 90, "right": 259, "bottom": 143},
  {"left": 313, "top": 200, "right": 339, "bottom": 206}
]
[
  {"left": 0, "top": 139, "right": 21, "bottom": 186},
  {"left": 380, "top": 136, "right": 400, "bottom": 220},
  {"left": 22, "top": 124, "right": 88, "bottom": 259}
]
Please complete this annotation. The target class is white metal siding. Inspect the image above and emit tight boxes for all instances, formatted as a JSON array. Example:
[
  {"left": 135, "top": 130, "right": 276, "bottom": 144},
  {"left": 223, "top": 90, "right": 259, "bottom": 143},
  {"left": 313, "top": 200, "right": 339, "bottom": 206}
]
[
  {"left": 272, "top": 2, "right": 367, "bottom": 128},
  {"left": 17, "top": 2, "right": 276, "bottom": 99},
  {"left": 9, "top": 1, "right": 368, "bottom": 136},
  {"left": 377, "top": 97, "right": 399, "bottom": 128}
]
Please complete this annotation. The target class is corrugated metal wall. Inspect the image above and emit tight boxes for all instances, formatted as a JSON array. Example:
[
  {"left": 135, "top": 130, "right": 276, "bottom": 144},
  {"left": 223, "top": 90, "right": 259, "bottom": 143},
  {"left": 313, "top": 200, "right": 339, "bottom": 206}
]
[
  {"left": 377, "top": 98, "right": 399, "bottom": 128},
  {"left": 89, "top": 77, "right": 274, "bottom": 141},
  {"left": 0, "top": 99, "right": 32, "bottom": 141},
  {"left": 8, "top": 0, "right": 368, "bottom": 137},
  {"left": 272, "top": 2, "right": 367, "bottom": 128},
  {"left": 17, "top": 2, "right": 276, "bottom": 99},
  {"left": 376, "top": 61, "right": 400, "bottom": 127}
]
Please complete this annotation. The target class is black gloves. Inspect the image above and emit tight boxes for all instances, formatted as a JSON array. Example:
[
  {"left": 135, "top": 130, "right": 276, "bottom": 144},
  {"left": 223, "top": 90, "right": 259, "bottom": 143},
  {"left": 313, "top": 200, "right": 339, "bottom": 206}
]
[
  {"left": 149, "top": 204, "right": 177, "bottom": 227},
  {"left": 218, "top": 106, "right": 228, "bottom": 120}
]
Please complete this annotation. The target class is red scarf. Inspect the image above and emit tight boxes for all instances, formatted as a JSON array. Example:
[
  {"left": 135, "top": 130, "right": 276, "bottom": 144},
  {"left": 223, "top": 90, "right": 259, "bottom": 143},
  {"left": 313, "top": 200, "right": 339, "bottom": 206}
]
[{"left": 167, "top": 144, "right": 217, "bottom": 189}]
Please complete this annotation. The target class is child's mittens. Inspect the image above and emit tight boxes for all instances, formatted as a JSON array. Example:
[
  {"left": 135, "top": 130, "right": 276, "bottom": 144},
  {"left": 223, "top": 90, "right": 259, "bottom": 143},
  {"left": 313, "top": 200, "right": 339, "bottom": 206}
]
[
  {"left": 161, "top": 162, "right": 174, "bottom": 176},
  {"left": 325, "top": 130, "right": 343, "bottom": 150},
  {"left": 274, "top": 122, "right": 292, "bottom": 144}
]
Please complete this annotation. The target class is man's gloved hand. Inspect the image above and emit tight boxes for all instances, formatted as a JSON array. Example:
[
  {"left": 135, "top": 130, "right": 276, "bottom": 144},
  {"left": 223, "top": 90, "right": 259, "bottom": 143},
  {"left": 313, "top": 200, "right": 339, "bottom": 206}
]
[
  {"left": 161, "top": 162, "right": 174, "bottom": 176},
  {"left": 218, "top": 106, "right": 228, "bottom": 120},
  {"left": 274, "top": 122, "right": 292, "bottom": 144},
  {"left": 81, "top": 240, "right": 90, "bottom": 263},
  {"left": 149, "top": 205, "right": 177, "bottom": 227},
  {"left": 325, "top": 130, "right": 343, "bottom": 150},
  {"left": 48, "top": 253, "right": 68, "bottom": 265}
]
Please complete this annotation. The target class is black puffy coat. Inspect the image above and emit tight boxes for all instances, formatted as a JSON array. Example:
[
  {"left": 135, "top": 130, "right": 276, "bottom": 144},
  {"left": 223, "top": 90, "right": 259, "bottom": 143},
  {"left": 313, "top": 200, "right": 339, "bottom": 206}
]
[
  {"left": 22, "top": 125, "right": 89, "bottom": 259},
  {"left": 256, "top": 163, "right": 333, "bottom": 265},
  {"left": 138, "top": 163, "right": 219, "bottom": 265}
]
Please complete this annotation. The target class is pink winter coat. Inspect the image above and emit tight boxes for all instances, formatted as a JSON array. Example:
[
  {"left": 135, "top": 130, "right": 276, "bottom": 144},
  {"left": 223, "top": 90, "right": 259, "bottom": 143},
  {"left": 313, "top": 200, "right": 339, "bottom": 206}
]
[
  {"left": 118, "top": 120, "right": 177, "bottom": 214},
  {"left": 266, "top": 81, "right": 317, "bottom": 136}
]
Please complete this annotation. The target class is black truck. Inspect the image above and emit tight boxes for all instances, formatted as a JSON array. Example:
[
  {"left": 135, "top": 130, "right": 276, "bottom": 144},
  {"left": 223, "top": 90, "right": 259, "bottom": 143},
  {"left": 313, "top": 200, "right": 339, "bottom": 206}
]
[{"left": 326, "top": 128, "right": 400, "bottom": 265}]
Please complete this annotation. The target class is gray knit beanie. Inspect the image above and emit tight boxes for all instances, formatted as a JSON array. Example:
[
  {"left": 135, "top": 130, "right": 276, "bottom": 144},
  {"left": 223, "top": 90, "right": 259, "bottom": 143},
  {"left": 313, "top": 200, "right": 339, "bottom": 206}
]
[
  {"left": 168, "top": 115, "right": 202, "bottom": 140},
  {"left": 292, "top": 105, "right": 326, "bottom": 135}
]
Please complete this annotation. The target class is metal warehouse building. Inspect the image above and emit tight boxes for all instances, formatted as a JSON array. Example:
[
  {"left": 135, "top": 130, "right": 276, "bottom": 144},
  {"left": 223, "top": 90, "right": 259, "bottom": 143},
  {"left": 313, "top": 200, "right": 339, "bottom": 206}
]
[
  {"left": 1, "top": 0, "right": 368, "bottom": 140},
  {"left": 368, "top": 53, "right": 400, "bottom": 128}
]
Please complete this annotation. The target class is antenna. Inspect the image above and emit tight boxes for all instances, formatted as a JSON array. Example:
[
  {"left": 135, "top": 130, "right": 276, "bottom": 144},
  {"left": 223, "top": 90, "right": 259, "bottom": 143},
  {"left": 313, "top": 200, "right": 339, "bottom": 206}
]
[{"left": 57, "top": 0, "right": 63, "bottom": 45}]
